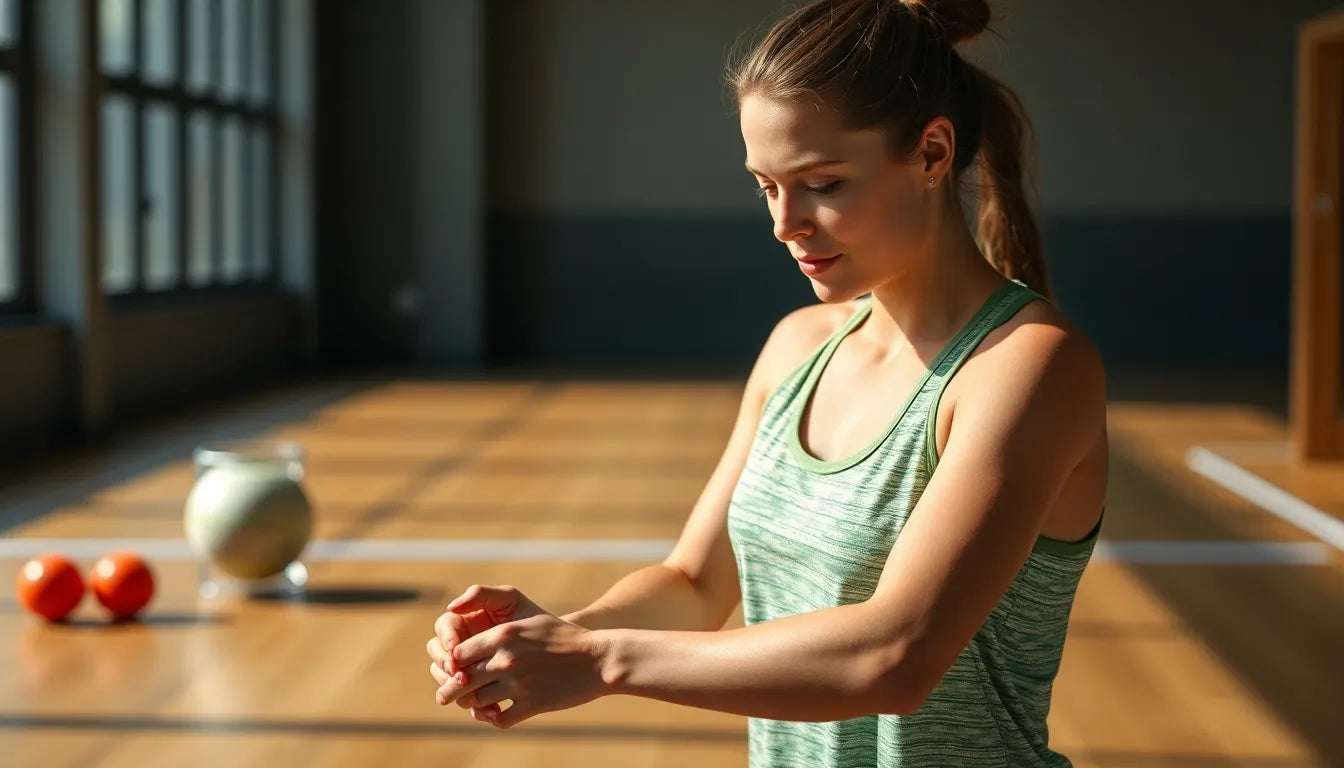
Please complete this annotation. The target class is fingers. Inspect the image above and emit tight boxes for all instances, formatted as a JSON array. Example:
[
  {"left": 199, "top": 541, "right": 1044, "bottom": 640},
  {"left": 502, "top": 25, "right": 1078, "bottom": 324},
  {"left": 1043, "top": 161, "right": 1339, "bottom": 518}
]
[
  {"left": 436, "top": 607, "right": 494, "bottom": 647},
  {"left": 426, "top": 636, "right": 451, "bottom": 669},
  {"left": 428, "top": 651, "right": 517, "bottom": 728},
  {"left": 434, "top": 609, "right": 504, "bottom": 677},
  {"left": 454, "top": 668, "right": 489, "bottom": 709},
  {"left": 451, "top": 625, "right": 497, "bottom": 669},
  {"left": 429, "top": 661, "right": 450, "bottom": 687},
  {"left": 463, "top": 681, "right": 511, "bottom": 710},
  {"left": 433, "top": 612, "right": 468, "bottom": 673},
  {"left": 433, "top": 582, "right": 548, "bottom": 729},
  {"left": 470, "top": 705, "right": 501, "bottom": 725},
  {"left": 491, "top": 701, "right": 537, "bottom": 729},
  {"left": 445, "top": 584, "right": 541, "bottom": 622},
  {"left": 433, "top": 612, "right": 456, "bottom": 648},
  {"left": 437, "top": 655, "right": 505, "bottom": 705},
  {"left": 453, "top": 617, "right": 534, "bottom": 669}
]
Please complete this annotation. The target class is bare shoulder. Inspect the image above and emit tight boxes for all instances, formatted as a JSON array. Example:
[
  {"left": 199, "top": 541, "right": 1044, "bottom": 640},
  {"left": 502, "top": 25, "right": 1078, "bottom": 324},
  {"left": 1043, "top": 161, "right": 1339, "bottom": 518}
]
[
  {"left": 963, "top": 297, "right": 1107, "bottom": 425},
  {"left": 1000, "top": 300, "right": 1104, "bottom": 387},
  {"left": 746, "top": 300, "right": 861, "bottom": 403}
]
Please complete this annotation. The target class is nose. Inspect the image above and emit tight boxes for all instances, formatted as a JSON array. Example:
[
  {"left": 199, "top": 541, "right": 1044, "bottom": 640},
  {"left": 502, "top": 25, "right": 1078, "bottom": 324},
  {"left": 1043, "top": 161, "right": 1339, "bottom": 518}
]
[{"left": 771, "top": 190, "right": 813, "bottom": 244}]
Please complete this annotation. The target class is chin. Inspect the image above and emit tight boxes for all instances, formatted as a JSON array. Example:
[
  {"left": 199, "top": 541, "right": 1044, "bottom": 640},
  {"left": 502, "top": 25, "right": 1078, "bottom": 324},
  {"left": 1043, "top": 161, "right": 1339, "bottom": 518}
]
[{"left": 808, "top": 280, "right": 869, "bottom": 305}]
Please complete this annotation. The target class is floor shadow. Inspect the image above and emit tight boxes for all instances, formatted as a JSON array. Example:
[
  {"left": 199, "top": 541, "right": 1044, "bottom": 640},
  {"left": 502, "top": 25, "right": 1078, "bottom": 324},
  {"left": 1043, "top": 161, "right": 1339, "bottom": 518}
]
[
  {"left": 0, "top": 712, "right": 746, "bottom": 742},
  {"left": 1105, "top": 443, "right": 1344, "bottom": 763},
  {"left": 251, "top": 586, "right": 434, "bottom": 605},
  {"left": 133, "top": 613, "right": 230, "bottom": 626}
]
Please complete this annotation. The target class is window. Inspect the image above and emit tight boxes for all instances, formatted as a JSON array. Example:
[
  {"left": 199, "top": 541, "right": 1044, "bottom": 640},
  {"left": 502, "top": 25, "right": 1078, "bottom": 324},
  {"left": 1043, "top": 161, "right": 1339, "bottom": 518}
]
[
  {"left": 98, "top": 0, "right": 277, "bottom": 297},
  {"left": 0, "top": 0, "right": 31, "bottom": 312}
]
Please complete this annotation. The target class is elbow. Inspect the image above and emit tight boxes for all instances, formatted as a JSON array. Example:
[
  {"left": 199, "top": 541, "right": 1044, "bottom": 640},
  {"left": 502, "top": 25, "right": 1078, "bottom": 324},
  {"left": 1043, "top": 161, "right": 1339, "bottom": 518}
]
[
  {"left": 664, "top": 562, "right": 739, "bottom": 631},
  {"left": 870, "top": 679, "right": 931, "bottom": 717},
  {"left": 864, "top": 641, "right": 939, "bottom": 716}
]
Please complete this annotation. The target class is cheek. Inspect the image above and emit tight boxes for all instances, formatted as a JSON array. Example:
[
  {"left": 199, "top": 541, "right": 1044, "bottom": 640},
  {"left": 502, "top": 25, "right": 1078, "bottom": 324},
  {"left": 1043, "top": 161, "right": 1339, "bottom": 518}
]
[
  {"left": 824, "top": 183, "right": 921, "bottom": 249},
  {"left": 878, "top": 178, "right": 927, "bottom": 231}
]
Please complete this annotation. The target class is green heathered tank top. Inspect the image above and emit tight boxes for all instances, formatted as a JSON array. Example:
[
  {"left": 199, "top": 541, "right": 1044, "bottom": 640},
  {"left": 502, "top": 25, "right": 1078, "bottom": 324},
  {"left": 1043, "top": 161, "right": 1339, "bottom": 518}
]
[{"left": 726, "top": 279, "right": 1100, "bottom": 768}]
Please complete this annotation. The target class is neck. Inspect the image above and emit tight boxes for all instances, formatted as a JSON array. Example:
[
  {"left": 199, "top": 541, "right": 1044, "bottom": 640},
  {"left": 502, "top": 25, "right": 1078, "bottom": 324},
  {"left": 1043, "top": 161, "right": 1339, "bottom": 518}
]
[{"left": 857, "top": 211, "right": 1005, "bottom": 361}]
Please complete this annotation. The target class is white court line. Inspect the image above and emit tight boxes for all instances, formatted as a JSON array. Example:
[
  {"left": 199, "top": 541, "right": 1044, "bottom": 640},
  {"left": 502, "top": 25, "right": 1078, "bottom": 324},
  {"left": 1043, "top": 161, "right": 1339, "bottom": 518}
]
[
  {"left": 0, "top": 537, "right": 1329, "bottom": 565},
  {"left": 310, "top": 539, "right": 675, "bottom": 562},
  {"left": 1190, "top": 440, "right": 1292, "bottom": 464},
  {"left": 1186, "top": 445, "right": 1344, "bottom": 552}
]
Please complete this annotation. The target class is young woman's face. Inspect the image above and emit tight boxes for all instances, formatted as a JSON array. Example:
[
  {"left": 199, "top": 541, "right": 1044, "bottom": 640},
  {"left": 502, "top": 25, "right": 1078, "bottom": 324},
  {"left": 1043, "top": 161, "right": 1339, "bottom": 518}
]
[{"left": 740, "top": 94, "right": 932, "bottom": 303}]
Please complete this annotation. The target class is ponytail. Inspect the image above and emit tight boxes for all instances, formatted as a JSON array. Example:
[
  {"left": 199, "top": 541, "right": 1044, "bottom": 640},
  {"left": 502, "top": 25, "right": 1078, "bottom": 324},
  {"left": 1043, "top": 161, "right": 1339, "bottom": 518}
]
[{"left": 962, "top": 61, "right": 1051, "bottom": 298}]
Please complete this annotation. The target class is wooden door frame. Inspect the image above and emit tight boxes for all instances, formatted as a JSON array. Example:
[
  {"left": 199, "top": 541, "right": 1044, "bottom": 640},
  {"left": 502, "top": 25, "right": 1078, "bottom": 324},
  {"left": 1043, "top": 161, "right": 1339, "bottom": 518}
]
[{"left": 1292, "top": 9, "right": 1344, "bottom": 461}]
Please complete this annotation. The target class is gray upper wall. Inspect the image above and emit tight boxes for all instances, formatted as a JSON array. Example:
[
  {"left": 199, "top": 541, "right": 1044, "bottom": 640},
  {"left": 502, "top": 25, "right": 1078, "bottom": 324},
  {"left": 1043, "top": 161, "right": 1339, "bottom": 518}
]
[
  {"left": 490, "top": 0, "right": 1337, "bottom": 216},
  {"left": 966, "top": 0, "right": 1335, "bottom": 214}
]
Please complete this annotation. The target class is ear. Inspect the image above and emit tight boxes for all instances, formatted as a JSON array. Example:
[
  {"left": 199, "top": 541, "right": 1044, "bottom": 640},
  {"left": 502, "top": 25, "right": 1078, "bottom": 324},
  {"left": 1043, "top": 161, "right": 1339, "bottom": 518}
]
[{"left": 914, "top": 116, "right": 957, "bottom": 186}]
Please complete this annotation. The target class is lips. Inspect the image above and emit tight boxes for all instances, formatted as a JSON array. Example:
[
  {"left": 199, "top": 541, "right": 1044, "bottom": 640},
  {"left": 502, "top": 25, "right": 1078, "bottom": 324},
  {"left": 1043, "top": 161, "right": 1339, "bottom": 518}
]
[{"left": 797, "top": 253, "right": 842, "bottom": 276}]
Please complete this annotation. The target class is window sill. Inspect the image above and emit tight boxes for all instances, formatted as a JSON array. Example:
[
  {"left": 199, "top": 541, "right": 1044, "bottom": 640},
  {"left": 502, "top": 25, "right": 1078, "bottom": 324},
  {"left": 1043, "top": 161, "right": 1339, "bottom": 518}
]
[
  {"left": 0, "top": 315, "right": 67, "bottom": 342},
  {"left": 107, "top": 284, "right": 293, "bottom": 313}
]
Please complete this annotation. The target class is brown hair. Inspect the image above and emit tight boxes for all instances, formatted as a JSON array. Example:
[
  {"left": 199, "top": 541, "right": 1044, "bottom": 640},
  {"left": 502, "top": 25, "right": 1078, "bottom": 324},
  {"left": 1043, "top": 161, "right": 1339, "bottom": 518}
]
[{"left": 729, "top": 0, "right": 1050, "bottom": 298}]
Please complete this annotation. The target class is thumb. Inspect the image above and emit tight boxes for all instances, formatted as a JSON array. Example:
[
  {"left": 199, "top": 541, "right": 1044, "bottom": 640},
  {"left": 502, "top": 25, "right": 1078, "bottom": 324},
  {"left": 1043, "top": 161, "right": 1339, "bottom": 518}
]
[{"left": 446, "top": 584, "right": 544, "bottom": 621}]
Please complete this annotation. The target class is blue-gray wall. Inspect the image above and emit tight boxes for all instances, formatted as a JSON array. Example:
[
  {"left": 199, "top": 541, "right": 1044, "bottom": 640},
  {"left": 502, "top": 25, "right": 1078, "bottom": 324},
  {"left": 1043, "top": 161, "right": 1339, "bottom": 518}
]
[
  {"left": 317, "top": 1, "right": 485, "bottom": 368},
  {"left": 483, "top": 0, "right": 1337, "bottom": 367}
]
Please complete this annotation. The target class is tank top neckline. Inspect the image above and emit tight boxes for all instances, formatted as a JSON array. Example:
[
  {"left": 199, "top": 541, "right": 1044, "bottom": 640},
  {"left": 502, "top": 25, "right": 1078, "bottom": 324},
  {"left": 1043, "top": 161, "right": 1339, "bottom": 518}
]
[{"left": 787, "top": 279, "right": 1023, "bottom": 474}]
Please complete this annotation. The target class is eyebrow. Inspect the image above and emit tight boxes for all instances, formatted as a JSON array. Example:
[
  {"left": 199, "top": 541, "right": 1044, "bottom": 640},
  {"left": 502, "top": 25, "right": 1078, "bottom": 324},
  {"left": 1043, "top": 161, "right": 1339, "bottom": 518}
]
[{"left": 744, "top": 159, "right": 845, "bottom": 177}]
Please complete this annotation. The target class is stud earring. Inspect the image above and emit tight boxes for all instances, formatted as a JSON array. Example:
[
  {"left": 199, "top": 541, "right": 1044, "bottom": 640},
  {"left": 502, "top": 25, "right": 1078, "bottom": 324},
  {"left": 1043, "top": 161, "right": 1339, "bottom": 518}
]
[{"left": 928, "top": 176, "right": 936, "bottom": 185}]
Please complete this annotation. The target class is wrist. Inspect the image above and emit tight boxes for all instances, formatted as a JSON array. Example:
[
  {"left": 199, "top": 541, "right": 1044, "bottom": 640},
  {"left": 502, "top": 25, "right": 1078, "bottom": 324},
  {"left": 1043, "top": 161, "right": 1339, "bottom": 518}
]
[
  {"left": 562, "top": 605, "right": 605, "bottom": 630},
  {"left": 589, "top": 628, "right": 632, "bottom": 696}
]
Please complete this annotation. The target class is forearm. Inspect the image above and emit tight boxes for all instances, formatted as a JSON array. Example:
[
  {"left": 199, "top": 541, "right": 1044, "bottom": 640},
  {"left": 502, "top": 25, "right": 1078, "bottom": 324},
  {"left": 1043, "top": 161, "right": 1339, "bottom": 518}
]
[
  {"left": 595, "top": 603, "right": 913, "bottom": 721},
  {"left": 562, "top": 564, "right": 730, "bottom": 632}
]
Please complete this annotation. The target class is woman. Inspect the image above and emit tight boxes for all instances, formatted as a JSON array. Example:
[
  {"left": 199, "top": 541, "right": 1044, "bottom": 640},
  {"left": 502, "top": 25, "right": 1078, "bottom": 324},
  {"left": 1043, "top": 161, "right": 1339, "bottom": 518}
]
[{"left": 426, "top": 1, "right": 1107, "bottom": 765}]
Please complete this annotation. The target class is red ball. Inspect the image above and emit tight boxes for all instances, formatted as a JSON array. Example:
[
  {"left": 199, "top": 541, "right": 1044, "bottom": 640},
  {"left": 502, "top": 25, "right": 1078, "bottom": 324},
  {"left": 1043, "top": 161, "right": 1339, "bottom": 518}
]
[
  {"left": 16, "top": 553, "right": 85, "bottom": 622},
  {"left": 89, "top": 551, "right": 155, "bottom": 620}
]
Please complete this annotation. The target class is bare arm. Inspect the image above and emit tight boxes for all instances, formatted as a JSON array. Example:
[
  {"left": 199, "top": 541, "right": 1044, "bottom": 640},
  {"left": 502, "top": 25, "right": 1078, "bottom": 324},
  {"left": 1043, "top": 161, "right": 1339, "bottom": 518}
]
[
  {"left": 562, "top": 310, "right": 827, "bottom": 633},
  {"left": 559, "top": 566, "right": 729, "bottom": 632},
  {"left": 578, "top": 326, "right": 1106, "bottom": 719},
  {"left": 437, "top": 319, "right": 1107, "bottom": 727}
]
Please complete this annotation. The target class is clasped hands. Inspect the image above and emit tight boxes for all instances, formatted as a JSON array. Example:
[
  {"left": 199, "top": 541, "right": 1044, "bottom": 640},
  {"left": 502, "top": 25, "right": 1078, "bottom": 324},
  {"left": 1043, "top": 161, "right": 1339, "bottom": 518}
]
[{"left": 426, "top": 584, "right": 608, "bottom": 729}]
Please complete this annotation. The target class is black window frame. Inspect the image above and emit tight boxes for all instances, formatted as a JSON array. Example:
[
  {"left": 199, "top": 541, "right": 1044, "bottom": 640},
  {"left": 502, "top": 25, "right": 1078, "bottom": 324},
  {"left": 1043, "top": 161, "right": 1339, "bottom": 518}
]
[
  {"left": 96, "top": 0, "right": 281, "bottom": 303},
  {"left": 0, "top": 0, "right": 35, "bottom": 315}
]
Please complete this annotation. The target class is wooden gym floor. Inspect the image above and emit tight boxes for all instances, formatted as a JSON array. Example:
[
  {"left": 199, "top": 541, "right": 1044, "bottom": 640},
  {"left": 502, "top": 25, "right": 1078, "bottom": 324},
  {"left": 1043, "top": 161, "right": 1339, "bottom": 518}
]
[{"left": 0, "top": 376, "right": 1341, "bottom": 767}]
